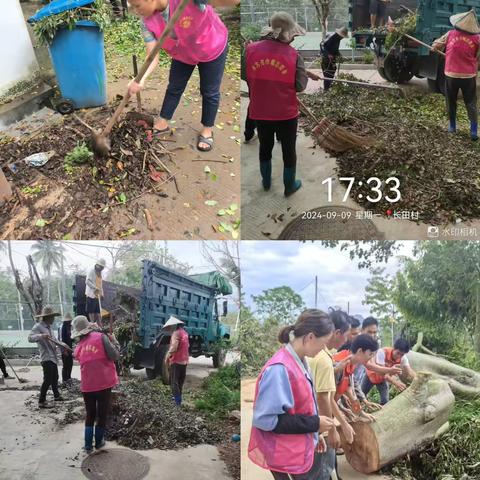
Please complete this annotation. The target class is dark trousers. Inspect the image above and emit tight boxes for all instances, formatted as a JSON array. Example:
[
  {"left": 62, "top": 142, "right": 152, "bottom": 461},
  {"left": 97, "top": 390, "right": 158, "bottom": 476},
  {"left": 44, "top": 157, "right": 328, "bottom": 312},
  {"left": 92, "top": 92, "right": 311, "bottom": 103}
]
[
  {"left": 321, "top": 56, "right": 337, "bottom": 91},
  {"left": 83, "top": 388, "right": 112, "bottom": 428},
  {"left": 361, "top": 375, "right": 390, "bottom": 405},
  {"left": 39, "top": 361, "right": 60, "bottom": 402},
  {"left": 445, "top": 76, "right": 478, "bottom": 123},
  {"left": 170, "top": 363, "right": 187, "bottom": 397},
  {"left": 245, "top": 106, "right": 257, "bottom": 140},
  {"left": 0, "top": 356, "right": 8, "bottom": 377},
  {"left": 62, "top": 354, "right": 73, "bottom": 382},
  {"left": 256, "top": 118, "right": 298, "bottom": 169},
  {"left": 160, "top": 45, "right": 228, "bottom": 127}
]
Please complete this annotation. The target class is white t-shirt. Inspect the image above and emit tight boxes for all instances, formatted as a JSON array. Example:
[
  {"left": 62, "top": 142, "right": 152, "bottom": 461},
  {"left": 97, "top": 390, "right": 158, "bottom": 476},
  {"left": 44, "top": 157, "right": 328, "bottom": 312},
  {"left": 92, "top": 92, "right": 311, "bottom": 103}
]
[{"left": 376, "top": 349, "right": 410, "bottom": 367}]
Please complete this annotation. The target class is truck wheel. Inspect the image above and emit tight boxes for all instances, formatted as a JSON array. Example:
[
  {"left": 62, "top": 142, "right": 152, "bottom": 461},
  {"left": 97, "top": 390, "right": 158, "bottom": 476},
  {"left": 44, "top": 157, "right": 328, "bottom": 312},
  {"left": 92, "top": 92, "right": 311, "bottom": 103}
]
[
  {"left": 156, "top": 344, "right": 171, "bottom": 385},
  {"left": 383, "top": 55, "right": 414, "bottom": 84},
  {"left": 378, "top": 66, "right": 388, "bottom": 81},
  {"left": 213, "top": 349, "right": 226, "bottom": 368}
]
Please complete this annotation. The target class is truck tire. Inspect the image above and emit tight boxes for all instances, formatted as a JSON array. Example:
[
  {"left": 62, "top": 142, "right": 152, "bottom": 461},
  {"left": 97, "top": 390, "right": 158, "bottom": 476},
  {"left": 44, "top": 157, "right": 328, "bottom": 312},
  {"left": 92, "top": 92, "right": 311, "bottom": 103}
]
[
  {"left": 157, "top": 344, "right": 171, "bottom": 385},
  {"left": 383, "top": 55, "right": 414, "bottom": 84},
  {"left": 378, "top": 66, "right": 388, "bottom": 81},
  {"left": 213, "top": 349, "right": 226, "bottom": 368},
  {"left": 145, "top": 367, "right": 157, "bottom": 380}
]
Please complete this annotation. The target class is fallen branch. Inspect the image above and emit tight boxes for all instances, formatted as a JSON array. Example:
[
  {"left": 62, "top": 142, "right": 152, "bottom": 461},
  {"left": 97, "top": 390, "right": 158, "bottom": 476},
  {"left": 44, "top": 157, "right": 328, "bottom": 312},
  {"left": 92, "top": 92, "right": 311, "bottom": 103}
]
[{"left": 192, "top": 159, "right": 228, "bottom": 163}]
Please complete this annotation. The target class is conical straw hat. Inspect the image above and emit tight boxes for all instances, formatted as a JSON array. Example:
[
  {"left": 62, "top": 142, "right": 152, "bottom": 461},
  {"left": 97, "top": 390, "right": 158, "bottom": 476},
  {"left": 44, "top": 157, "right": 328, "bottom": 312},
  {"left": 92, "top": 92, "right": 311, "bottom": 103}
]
[{"left": 450, "top": 9, "right": 480, "bottom": 34}]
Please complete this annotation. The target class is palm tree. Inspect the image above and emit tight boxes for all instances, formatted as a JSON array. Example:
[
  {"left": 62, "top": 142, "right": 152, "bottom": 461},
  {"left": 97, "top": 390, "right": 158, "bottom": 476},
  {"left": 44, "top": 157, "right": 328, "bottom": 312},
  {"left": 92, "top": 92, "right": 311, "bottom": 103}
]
[{"left": 31, "top": 241, "right": 66, "bottom": 304}]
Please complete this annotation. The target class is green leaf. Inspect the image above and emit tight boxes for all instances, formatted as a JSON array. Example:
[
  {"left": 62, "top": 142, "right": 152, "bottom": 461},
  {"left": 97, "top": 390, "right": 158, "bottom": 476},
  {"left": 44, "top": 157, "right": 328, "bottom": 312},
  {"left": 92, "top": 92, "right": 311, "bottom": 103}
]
[
  {"left": 62, "top": 234, "right": 73, "bottom": 240},
  {"left": 217, "top": 209, "right": 226, "bottom": 216},
  {"left": 92, "top": 166, "right": 98, "bottom": 177},
  {"left": 118, "top": 192, "right": 127, "bottom": 203},
  {"left": 205, "top": 200, "right": 218, "bottom": 206},
  {"left": 233, "top": 125, "right": 240, "bottom": 132},
  {"left": 36, "top": 219, "right": 46, "bottom": 228},
  {"left": 229, "top": 203, "right": 239, "bottom": 212},
  {"left": 210, "top": 173, "right": 218, "bottom": 181}
]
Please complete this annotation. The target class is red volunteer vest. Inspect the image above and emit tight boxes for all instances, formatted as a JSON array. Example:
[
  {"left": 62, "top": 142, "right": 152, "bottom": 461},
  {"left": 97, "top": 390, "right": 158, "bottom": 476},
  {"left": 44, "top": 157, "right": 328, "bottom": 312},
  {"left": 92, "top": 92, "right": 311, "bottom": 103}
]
[
  {"left": 248, "top": 346, "right": 315, "bottom": 474},
  {"left": 246, "top": 40, "right": 298, "bottom": 121},
  {"left": 445, "top": 29, "right": 480, "bottom": 77},
  {"left": 169, "top": 327, "right": 189, "bottom": 364},
  {"left": 366, "top": 347, "right": 400, "bottom": 384},
  {"left": 332, "top": 349, "right": 355, "bottom": 399}
]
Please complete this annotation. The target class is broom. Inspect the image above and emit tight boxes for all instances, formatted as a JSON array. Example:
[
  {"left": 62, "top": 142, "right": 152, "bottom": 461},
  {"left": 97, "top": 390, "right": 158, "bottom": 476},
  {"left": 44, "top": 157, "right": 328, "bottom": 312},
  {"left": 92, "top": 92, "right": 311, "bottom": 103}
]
[
  {"left": 297, "top": 98, "right": 373, "bottom": 153},
  {"left": 0, "top": 346, "right": 28, "bottom": 383}
]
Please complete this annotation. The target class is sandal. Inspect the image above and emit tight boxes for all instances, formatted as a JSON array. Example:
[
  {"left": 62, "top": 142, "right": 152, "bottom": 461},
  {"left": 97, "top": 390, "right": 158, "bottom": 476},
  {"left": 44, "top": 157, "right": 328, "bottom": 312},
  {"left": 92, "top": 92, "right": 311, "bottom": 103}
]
[{"left": 197, "top": 134, "right": 214, "bottom": 152}]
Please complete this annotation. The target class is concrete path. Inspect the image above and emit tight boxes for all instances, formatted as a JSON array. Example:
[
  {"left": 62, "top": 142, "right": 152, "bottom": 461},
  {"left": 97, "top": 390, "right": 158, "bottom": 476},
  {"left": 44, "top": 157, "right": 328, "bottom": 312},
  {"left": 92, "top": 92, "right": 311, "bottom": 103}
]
[
  {"left": 240, "top": 73, "right": 480, "bottom": 240},
  {"left": 241, "top": 379, "right": 391, "bottom": 480}
]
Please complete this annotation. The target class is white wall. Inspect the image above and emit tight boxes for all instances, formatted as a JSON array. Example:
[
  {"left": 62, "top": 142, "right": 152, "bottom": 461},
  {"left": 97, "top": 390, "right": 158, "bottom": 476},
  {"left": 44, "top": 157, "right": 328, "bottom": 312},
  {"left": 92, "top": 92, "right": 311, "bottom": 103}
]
[{"left": 0, "top": 0, "right": 39, "bottom": 96}]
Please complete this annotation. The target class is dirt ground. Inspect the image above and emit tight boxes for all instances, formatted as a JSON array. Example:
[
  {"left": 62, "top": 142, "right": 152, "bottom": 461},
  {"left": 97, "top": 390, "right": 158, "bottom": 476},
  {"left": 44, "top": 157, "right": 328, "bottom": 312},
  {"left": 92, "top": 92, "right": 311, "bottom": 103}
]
[
  {"left": 0, "top": 357, "right": 238, "bottom": 480},
  {"left": 241, "top": 378, "right": 392, "bottom": 480},
  {"left": 0, "top": 6, "right": 240, "bottom": 241}
]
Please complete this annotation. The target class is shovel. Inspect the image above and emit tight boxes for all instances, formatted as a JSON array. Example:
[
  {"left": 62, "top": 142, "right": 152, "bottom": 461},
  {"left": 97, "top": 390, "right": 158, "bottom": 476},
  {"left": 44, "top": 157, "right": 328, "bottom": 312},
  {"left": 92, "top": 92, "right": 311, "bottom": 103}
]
[
  {"left": 91, "top": 0, "right": 190, "bottom": 157},
  {"left": 0, "top": 346, "right": 28, "bottom": 383}
]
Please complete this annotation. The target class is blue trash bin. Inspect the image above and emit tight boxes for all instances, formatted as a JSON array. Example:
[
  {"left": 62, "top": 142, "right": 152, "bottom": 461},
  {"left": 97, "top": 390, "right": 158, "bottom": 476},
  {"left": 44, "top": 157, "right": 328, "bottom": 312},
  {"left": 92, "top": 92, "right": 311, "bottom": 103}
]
[{"left": 29, "top": 0, "right": 107, "bottom": 113}]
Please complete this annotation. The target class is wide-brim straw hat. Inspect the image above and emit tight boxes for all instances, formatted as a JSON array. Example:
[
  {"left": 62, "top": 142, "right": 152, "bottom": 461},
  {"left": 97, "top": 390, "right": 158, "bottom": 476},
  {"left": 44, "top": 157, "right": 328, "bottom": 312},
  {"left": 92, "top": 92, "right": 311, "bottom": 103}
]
[
  {"left": 35, "top": 305, "right": 61, "bottom": 318},
  {"left": 163, "top": 316, "right": 185, "bottom": 329},
  {"left": 63, "top": 312, "right": 73, "bottom": 322},
  {"left": 261, "top": 12, "right": 306, "bottom": 43},
  {"left": 71, "top": 316, "right": 99, "bottom": 339},
  {"left": 450, "top": 9, "right": 480, "bottom": 34},
  {"left": 336, "top": 27, "right": 349, "bottom": 38}
]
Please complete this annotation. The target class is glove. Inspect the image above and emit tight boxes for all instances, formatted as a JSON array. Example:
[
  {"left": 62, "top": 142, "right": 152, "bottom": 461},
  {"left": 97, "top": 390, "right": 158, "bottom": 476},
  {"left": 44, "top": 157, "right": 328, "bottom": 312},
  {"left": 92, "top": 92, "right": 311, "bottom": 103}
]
[{"left": 193, "top": 0, "right": 208, "bottom": 11}]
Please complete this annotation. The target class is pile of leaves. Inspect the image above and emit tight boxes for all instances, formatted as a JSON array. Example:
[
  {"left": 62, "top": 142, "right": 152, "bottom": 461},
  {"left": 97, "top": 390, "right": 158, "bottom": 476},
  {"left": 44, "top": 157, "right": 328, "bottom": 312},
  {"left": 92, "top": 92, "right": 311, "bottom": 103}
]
[
  {"left": 384, "top": 398, "right": 480, "bottom": 479},
  {"left": 384, "top": 12, "right": 417, "bottom": 50},
  {"left": 107, "top": 379, "right": 221, "bottom": 449},
  {"left": 302, "top": 80, "right": 480, "bottom": 224},
  {"left": 194, "top": 363, "right": 240, "bottom": 416},
  {"left": 32, "top": 0, "right": 112, "bottom": 46}
]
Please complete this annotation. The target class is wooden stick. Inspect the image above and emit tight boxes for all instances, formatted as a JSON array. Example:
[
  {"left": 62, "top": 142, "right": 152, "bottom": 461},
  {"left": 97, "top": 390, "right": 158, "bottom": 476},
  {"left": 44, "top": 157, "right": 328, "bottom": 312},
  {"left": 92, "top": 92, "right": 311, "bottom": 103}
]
[
  {"left": 192, "top": 158, "right": 228, "bottom": 163},
  {"left": 72, "top": 113, "right": 96, "bottom": 132},
  {"left": 132, "top": 55, "right": 142, "bottom": 111},
  {"left": 402, "top": 33, "right": 446, "bottom": 57},
  {"left": 144, "top": 208, "right": 154, "bottom": 231}
]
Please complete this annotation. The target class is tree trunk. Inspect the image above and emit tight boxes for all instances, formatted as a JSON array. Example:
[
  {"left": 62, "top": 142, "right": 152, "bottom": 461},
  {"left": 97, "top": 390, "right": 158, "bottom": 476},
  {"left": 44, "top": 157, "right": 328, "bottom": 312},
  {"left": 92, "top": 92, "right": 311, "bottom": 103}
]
[
  {"left": 341, "top": 373, "right": 454, "bottom": 474},
  {"left": 407, "top": 350, "right": 480, "bottom": 398},
  {"left": 47, "top": 270, "right": 51, "bottom": 303},
  {"left": 475, "top": 282, "right": 480, "bottom": 357}
]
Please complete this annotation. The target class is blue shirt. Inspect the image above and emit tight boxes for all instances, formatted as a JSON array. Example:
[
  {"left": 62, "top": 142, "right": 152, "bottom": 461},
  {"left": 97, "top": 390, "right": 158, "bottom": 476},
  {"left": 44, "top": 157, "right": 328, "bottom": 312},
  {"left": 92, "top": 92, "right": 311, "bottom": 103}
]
[{"left": 252, "top": 343, "right": 319, "bottom": 446}]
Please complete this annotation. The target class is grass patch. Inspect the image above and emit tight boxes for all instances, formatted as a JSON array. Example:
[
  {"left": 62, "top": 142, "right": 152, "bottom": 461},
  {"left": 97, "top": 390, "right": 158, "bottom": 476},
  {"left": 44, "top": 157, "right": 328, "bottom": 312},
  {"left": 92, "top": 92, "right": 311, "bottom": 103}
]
[{"left": 195, "top": 363, "right": 240, "bottom": 416}]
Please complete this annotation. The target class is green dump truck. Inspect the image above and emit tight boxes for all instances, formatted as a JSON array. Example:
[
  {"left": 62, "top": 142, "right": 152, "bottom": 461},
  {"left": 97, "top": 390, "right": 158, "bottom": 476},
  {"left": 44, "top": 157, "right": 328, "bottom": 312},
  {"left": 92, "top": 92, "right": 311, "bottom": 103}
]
[
  {"left": 350, "top": 0, "right": 480, "bottom": 91},
  {"left": 73, "top": 260, "right": 233, "bottom": 383}
]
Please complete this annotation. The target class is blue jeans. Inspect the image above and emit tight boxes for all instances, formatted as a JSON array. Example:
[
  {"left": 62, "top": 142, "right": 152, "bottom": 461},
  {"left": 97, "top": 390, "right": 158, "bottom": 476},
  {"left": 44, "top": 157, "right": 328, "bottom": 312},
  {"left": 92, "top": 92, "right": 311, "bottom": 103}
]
[
  {"left": 361, "top": 375, "right": 390, "bottom": 405},
  {"left": 160, "top": 45, "right": 228, "bottom": 127}
]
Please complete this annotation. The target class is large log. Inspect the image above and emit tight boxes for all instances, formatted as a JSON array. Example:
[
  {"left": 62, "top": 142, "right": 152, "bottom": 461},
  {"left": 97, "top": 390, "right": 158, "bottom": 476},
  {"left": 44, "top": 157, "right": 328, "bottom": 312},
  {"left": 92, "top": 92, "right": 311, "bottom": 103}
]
[
  {"left": 407, "top": 350, "right": 480, "bottom": 398},
  {"left": 341, "top": 373, "right": 454, "bottom": 474}
]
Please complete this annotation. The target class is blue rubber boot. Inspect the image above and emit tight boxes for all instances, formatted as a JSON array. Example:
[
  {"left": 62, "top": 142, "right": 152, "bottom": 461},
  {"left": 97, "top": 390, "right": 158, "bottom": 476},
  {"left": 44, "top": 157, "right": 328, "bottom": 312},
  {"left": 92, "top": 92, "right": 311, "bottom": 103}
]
[
  {"left": 283, "top": 167, "right": 302, "bottom": 197},
  {"left": 471, "top": 122, "right": 478, "bottom": 141},
  {"left": 174, "top": 394, "right": 182, "bottom": 406},
  {"left": 84, "top": 426, "right": 94, "bottom": 452},
  {"left": 259, "top": 161, "right": 272, "bottom": 191},
  {"left": 448, "top": 119, "right": 456, "bottom": 133},
  {"left": 95, "top": 426, "right": 105, "bottom": 449}
]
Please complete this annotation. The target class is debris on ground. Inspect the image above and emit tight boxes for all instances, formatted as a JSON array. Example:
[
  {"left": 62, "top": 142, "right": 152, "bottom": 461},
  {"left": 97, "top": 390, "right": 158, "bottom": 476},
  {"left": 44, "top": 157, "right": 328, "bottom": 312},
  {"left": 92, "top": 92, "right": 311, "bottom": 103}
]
[
  {"left": 302, "top": 78, "right": 480, "bottom": 224},
  {"left": 108, "top": 380, "right": 221, "bottom": 450},
  {"left": 0, "top": 105, "right": 178, "bottom": 238}
]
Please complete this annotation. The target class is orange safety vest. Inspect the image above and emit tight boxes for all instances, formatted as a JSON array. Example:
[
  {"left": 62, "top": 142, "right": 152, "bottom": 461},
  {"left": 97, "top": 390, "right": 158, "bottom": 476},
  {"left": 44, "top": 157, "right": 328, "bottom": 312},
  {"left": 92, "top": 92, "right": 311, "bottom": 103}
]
[
  {"left": 332, "top": 349, "right": 355, "bottom": 399},
  {"left": 366, "top": 347, "right": 401, "bottom": 384}
]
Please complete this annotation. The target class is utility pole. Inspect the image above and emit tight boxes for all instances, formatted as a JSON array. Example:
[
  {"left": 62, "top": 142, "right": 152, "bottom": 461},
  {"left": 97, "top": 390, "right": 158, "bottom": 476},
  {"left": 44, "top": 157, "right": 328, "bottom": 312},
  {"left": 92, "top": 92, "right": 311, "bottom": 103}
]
[
  {"left": 347, "top": 301, "right": 350, "bottom": 314},
  {"left": 315, "top": 276, "right": 318, "bottom": 308},
  {"left": 17, "top": 289, "right": 24, "bottom": 331}
]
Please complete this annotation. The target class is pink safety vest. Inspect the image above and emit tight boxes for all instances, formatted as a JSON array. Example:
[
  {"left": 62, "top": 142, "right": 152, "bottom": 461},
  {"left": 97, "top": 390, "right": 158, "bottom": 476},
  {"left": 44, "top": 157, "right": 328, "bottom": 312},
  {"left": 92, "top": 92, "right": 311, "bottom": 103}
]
[
  {"left": 445, "top": 29, "right": 480, "bottom": 77},
  {"left": 169, "top": 327, "right": 190, "bottom": 364},
  {"left": 143, "top": 0, "right": 228, "bottom": 65},
  {"left": 74, "top": 331, "right": 119, "bottom": 393},
  {"left": 246, "top": 40, "right": 299, "bottom": 121},
  {"left": 248, "top": 347, "right": 315, "bottom": 474}
]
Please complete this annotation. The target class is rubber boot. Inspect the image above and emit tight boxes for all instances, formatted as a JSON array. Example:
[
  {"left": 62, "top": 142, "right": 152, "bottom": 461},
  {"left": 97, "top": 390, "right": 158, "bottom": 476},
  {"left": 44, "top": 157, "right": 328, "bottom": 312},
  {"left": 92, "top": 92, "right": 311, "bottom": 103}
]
[
  {"left": 259, "top": 161, "right": 272, "bottom": 191},
  {"left": 448, "top": 119, "right": 456, "bottom": 133},
  {"left": 283, "top": 167, "right": 302, "bottom": 197},
  {"left": 471, "top": 122, "right": 478, "bottom": 141},
  {"left": 95, "top": 426, "right": 105, "bottom": 449},
  {"left": 84, "top": 426, "right": 94, "bottom": 452},
  {"left": 174, "top": 394, "right": 182, "bottom": 406}
]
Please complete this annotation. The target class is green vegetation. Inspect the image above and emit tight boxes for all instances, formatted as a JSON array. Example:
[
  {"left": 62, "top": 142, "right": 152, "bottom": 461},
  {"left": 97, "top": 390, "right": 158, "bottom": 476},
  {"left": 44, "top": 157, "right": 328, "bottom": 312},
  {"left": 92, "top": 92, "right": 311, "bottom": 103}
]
[
  {"left": 32, "top": 0, "right": 112, "bottom": 46},
  {"left": 384, "top": 12, "right": 417, "bottom": 50},
  {"left": 64, "top": 142, "right": 94, "bottom": 165},
  {"left": 195, "top": 363, "right": 240, "bottom": 416}
]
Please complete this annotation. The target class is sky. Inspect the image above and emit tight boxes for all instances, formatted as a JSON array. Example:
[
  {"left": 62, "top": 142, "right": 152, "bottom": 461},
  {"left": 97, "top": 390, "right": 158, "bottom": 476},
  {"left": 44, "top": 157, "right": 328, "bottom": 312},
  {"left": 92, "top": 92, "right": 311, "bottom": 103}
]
[
  {"left": 0, "top": 241, "right": 231, "bottom": 279},
  {"left": 240, "top": 241, "right": 415, "bottom": 318}
]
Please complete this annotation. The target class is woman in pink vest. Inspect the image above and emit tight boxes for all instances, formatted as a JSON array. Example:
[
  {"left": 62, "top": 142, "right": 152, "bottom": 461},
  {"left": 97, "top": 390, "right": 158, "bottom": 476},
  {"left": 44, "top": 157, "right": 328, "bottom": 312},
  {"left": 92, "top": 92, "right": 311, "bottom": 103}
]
[
  {"left": 433, "top": 9, "right": 480, "bottom": 140},
  {"left": 248, "top": 309, "right": 337, "bottom": 480},
  {"left": 163, "top": 315, "right": 190, "bottom": 406},
  {"left": 72, "top": 316, "right": 119, "bottom": 453},
  {"left": 127, "top": 0, "right": 239, "bottom": 152}
]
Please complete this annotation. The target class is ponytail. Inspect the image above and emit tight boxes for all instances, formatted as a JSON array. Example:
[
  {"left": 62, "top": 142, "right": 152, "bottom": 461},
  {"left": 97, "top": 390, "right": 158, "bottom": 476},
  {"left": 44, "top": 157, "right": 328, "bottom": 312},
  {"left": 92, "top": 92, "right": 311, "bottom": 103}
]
[
  {"left": 278, "top": 309, "right": 333, "bottom": 344},
  {"left": 278, "top": 325, "right": 295, "bottom": 343}
]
